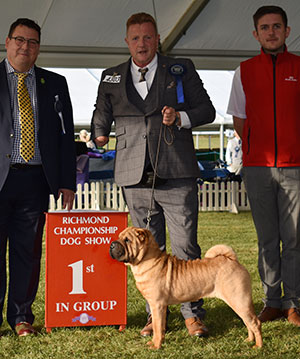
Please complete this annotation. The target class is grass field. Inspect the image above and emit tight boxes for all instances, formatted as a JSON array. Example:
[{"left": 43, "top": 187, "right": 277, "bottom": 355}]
[{"left": 1, "top": 212, "right": 300, "bottom": 359}]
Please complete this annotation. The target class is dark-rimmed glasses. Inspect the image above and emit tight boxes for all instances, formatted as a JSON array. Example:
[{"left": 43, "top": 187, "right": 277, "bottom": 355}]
[{"left": 10, "top": 36, "right": 40, "bottom": 48}]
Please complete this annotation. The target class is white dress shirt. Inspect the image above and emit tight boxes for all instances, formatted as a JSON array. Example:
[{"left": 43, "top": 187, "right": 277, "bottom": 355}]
[{"left": 130, "top": 54, "right": 191, "bottom": 128}]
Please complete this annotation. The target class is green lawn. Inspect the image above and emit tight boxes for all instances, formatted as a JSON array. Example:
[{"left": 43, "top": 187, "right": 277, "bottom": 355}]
[{"left": 1, "top": 212, "right": 300, "bottom": 359}]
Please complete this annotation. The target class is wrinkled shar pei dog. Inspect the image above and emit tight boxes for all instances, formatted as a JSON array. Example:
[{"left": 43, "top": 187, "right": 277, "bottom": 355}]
[{"left": 110, "top": 227, "right": 262, "bottom": 349}]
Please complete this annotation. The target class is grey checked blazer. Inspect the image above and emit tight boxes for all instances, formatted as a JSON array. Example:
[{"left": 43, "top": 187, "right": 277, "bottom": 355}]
[{"left": 91, "top": 54, "right": 215, "bottom": 187}]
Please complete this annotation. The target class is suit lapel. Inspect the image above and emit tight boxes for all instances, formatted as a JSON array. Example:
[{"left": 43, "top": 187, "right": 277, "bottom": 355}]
[
  {"left": 35, "top": 66, "right": 48, "bottom": 132},
  {"left": 155, "top": 54, "right": 168, "bottom": 110},
  {"left": 0, "top": 61, "right": 13, "bottom": 126},
  {"left": 120, "top": 59, "right": 130, "bottom": 103},
  {"left": 108, "top": 58, "right": 132, "bottom": 109}
]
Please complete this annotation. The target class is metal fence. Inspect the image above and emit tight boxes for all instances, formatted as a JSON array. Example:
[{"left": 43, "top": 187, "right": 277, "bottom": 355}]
[{"left": 49, "top": 180, "right": 250, "bottom": 213}]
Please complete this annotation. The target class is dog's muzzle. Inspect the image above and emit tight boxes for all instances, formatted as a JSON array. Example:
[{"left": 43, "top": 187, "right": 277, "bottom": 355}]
[{"left": 109, "top": 241, "right": 126, "bottom": 261}]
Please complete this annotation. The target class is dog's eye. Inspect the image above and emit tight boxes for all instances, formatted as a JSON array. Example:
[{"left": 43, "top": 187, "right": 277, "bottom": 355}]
[{"left": 124, "top": 238, "right": 130, "bottom": 243}]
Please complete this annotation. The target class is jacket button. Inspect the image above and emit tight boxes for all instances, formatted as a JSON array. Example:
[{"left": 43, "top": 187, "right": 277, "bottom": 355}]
[
  {"left": 10, "top": 133, "right": 14, "bottom": 137},
  {"left": 142, "top": 135, "right": 146, "bottom": 139},
  {"left": 6, "top": 154, "right": 11, "bottom": 158}
]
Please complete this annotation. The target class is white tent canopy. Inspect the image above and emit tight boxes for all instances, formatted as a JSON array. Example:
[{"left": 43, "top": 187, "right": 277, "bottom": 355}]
[
  {"left": 0, "top": 0, "right": 299, "bottom": 70},
  {"left": 1, "top": 0, "right": 298, "bottom": 144},
  {"left": 45, "top": 67, "right": 234, "bottom": 131}
]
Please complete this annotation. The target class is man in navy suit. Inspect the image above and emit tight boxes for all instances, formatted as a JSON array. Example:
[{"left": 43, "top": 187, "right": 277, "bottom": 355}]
[
  {"left": 92, "top": 13, "right": 215, "bottom": 338},
  {"left": 0, "top": 18, "right": 76, "bottom": 336}
]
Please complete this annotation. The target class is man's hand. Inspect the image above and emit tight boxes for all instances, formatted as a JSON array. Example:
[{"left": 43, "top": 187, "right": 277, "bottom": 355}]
[
  {"left": 58, "top": 188, "right": 75, "bottom": 211},
  {"left": 161, "top": 106, "right": 180, "bottom": 126},
  {"left": 94, "top": 136, "right": 109, "bottom": 147}
]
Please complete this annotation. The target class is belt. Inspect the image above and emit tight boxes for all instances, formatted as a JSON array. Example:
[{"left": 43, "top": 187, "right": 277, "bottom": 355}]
[
  {"left": 139, "top": 171, "right": 168, "bottom": 188},
  {"left": 10, "top": 163, "right": 42, "bottom": 170}
]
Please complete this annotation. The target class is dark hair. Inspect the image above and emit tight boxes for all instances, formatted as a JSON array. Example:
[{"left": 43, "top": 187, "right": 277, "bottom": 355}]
[
  {"left": 126, "top": 12, "right": 157, "bottom": 34},
  {"left": 8, "top": 18, "right": 41, "bottom": 41},
  {"left": 253, "top": 6, "right": 288, "bottom": 30}
]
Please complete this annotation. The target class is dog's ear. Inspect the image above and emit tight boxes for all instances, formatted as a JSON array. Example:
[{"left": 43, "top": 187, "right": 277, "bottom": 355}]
[{"left": 135, "top": 228, "right": 148, "bottom": 242}]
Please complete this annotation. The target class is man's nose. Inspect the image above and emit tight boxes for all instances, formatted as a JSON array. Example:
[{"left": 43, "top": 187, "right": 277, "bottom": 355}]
[
  {"left": 137, "top": 38, "right": 146, "bottom": 46},
  {"left": 269, "top": 26, "right": 276, "bottom": 35},
  {"left": 20, "top": 40, "right": 30, "bottom": 49}
]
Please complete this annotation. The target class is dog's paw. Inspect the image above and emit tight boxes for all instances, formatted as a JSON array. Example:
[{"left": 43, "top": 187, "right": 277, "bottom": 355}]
[
  {"left": 147, "top": 340, "right": 161, "bottom": 350},
  {"left": 244, "top": 337, "right": 262, "bottom": 348},
  {"left": 252, "top": 344, "right": 262, "bottom": 349}
]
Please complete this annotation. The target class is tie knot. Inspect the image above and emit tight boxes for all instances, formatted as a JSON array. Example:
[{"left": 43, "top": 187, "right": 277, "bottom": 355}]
[
  {"left": 138, "top": 67, "right": 148, "bottom": 82},
  {"left": 15, "top": 72, "right": 28, "bottom": 81}
]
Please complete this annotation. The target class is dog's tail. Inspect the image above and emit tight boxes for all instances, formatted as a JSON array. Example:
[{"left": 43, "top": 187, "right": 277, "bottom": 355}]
[{"left": 204, "top": 245, "right": 237, "bottom": 261}]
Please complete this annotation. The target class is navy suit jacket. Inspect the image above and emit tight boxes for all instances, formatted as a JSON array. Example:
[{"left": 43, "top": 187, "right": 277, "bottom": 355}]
[{"left": 0, "top": 60, "right": 76, "bottom": 198}]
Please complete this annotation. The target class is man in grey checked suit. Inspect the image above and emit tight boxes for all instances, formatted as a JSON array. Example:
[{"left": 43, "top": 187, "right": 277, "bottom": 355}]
[{"left": 91, "top": 12, "right": 215, "bottom": 338}]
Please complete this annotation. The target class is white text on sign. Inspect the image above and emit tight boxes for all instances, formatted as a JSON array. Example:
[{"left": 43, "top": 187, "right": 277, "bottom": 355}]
[
  {"left": 60, "top": 237, "right": 112, "bottom": 246},
  {"left": 56, "top": 300, "right": 117, "bottom": 312}
]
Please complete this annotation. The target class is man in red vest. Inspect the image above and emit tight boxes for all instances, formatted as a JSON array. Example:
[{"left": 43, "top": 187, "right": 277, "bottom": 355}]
[{"left": 227, "top": 5, "right": 300, "bottom": 326}]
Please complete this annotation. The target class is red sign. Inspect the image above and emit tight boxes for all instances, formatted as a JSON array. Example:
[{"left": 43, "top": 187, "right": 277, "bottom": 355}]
[{"left": 45, "top": 211, "right": 127, "bottom": 331}]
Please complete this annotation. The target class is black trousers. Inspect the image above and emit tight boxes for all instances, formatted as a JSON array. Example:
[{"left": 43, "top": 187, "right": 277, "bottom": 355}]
[{"left": 0, "top": 166, "right": 49, "bottom": 328}]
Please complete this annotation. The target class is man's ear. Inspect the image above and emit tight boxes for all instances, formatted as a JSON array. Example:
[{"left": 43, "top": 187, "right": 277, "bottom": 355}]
[
  {"left": 285, "top": 26, "right": 291, "bottom": 39},
  {"left": 252, "top": 29, "right": 259, "bottom": 41},
  {"left": 5, "top": 36, "right": 10, "bottom": 50}
]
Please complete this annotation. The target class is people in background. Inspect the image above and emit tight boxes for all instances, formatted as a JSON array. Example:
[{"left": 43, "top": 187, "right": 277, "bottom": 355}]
[
  {"left": 0, "top": 18, "right": 76, "bottom": 336},
  {"left": 79, "top": 129, "right": 96, "bottom": 150},
  {"left": 225, "top": 129, "right": 242, "bottom": 175},
  {"left": 227, "top": 5, "right": 300, "bottom": 326},
  {"left": 91, "top": 12, "right": 215, "bottom": 339}
]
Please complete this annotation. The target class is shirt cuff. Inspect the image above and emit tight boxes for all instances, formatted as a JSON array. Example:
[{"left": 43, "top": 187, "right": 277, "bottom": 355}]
[{"left": 178, "top": 111, "right": 191, "bottom": 129}]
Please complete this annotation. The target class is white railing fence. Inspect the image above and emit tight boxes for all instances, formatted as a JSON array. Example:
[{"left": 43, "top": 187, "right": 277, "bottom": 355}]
[
  {"left": 198, "top": 181, "right": 249, "bottom": 213},
  {"left": 49, "top": 181, "right": 250, "bottom": 213}
]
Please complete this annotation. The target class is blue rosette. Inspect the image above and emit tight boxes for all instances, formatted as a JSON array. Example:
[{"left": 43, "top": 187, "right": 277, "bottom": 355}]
[{"left": 169, "top": 64, "right": 186, "bottom": 104}]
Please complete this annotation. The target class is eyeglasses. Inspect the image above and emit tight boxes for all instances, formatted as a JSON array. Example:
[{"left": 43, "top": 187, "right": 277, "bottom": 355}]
[{"left": 10, "top": 36, "right": 40, "bottom": 48}]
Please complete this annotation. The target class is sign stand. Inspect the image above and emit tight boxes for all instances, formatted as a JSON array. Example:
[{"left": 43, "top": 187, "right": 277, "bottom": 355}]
[{"left": 45, "top": 211, "right": 127, "bottom": 332}]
